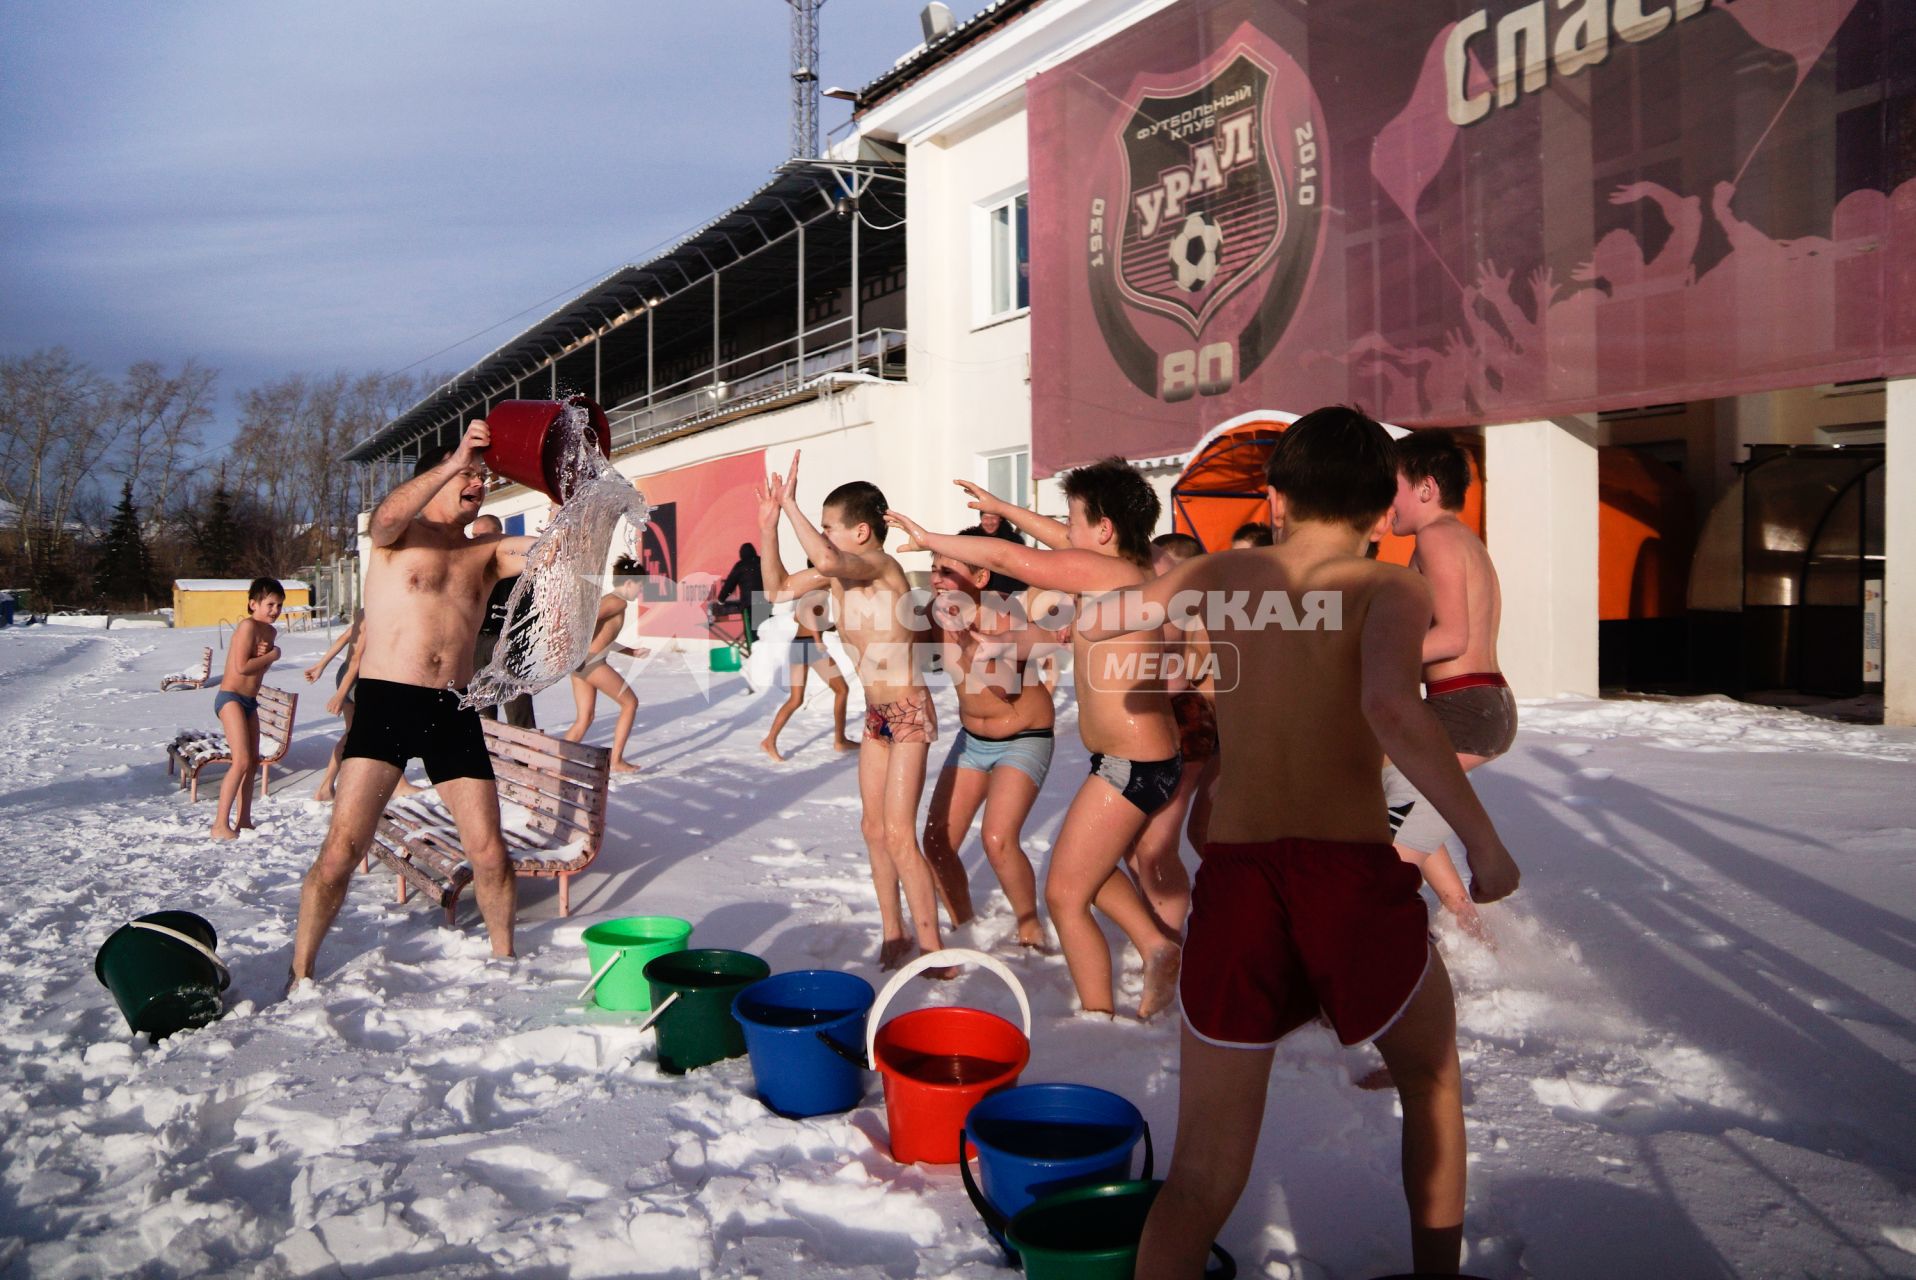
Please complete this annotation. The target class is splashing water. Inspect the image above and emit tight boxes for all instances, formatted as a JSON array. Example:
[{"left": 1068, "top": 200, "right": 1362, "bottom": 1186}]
[{"left": 464, "top": 402, "right": 651, "bottom": 710}]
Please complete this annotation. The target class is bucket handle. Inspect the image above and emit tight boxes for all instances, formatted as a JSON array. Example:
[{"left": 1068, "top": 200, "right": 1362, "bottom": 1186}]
[
  {"left": 864, "top": 948, "right": 1033, "bottom": 1072},
  {"left": 128, "top": 921, "right": 231, "bottom": 991},
  {"left": 954, "top": 1118, "right": 1156, "bottom": 1265},
  {"left": 577, "top": 951, "right": 622, "bottom": 1001},
  {"left": 957, "top": 1124, "right": 1018, "bottom": 1266},
  {"left": 634, "top": 990, "right": 680, "bottom": 1035},
  {"left": 815, "top": 1028, "right": 870, "bottom": 1069}
]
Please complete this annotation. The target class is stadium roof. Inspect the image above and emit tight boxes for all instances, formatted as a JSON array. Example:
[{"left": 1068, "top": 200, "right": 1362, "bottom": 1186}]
[{"left": 344, "top": 156, "right": 904, "bottom": 465}]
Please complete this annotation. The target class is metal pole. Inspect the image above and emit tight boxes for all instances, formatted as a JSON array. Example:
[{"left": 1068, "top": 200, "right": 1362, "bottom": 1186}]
[
  {"left": 850, "top": 184, "right": 861, "bottom": 369},
  {"left": 713, "top": 269, "right": 722, "bottom": 385},
  {"left": 594, "top": 331, "right": 602, "bottom": 403},
  {"left": 549, "top": 362, "right": 557, "bottom": 397},
  {"left": 796, "top": 222, "right": 806, "bottom": 376}
]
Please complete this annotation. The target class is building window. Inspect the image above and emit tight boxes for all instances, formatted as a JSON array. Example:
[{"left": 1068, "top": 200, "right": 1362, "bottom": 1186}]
[
  {"left": 982, "top": 448, "right": 1030, "bottom": 510},
  {"left": 983, "top": 191, "right": 1030, "bottom": 320}
]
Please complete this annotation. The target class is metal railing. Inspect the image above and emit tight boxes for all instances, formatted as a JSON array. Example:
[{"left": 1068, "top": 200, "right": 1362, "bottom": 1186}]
[{"left": 606, "top": 323, "right": 907, "bottom": 453}]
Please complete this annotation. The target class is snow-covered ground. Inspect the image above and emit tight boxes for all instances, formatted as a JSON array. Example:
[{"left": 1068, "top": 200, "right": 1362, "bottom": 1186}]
[{"left": 2, "top": 624, "right": 1914, "bottom": 1279}]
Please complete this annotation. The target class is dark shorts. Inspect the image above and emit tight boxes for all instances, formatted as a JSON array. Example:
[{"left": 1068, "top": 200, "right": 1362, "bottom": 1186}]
[
  {"left": 342, "top": 677, "right": 494, "bottom": 784},
  {"left": 1425, "top": 672, "right": 1517, "bottom": 759},
  {"left": 1181, "top": 838, "right": 1431, "bottom": 1048},
  {"left": 1088, "top": 752, "right": 1183, "bottom": 816},
  {"left": 213, "top": 690, "right": 258, "bottom": 719}
]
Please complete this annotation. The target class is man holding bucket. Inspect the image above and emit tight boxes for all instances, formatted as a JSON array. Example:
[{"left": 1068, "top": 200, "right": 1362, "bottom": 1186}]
[{"left": 290, "top": 419, "right": 536, "bottom": 983}]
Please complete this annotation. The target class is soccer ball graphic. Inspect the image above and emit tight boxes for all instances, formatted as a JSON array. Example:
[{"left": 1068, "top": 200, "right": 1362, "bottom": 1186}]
[{"left": 1169, "top": 213, "right": 1224, "bottom": 292}]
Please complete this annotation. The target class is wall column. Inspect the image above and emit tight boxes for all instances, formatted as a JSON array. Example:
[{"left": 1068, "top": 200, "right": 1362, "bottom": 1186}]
[
  {"left": 1886, "top": 378, "right": 1916, "bottom": 726},
  {"left": 1483, "top": 416, "right": 1600, "bottom": 699}
]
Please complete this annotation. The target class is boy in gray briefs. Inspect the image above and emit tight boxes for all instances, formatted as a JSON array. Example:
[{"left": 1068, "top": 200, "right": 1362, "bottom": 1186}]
[{"left": 1381, "top": 430, "right": 1515, "bottom": 938}]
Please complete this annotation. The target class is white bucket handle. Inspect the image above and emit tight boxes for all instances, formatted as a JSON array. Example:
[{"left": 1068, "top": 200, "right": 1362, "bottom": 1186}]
[
  {"left": 864, "top": 947, "right": 1032, "bottom": 1070},
  {"left": 128, "top": 920, "right": 232, "bottom": 990}
]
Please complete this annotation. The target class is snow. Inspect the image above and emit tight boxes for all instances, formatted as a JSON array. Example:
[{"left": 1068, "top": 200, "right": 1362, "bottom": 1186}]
[{"left": 2, "top": 626, "right": 1914, "bottom": 1278}]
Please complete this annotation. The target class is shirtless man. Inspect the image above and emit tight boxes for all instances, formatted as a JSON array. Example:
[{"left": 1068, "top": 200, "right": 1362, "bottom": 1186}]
[
  {"left": 562, "top": 556, "right": 648, "bottom": 774},
  {"left": 289, "top": 421, "right": 534, "bottom": 982},
  {"left": 1382, "top": 430, "right": 1515, "bottom": 939},
  {"left": 886, "top": 458, "right": 1182, "bottom": 1020},
  {"left": 758, "top": 454, "right": 950, "bottom": 971},
  {"left": 761, "top": 581, "right": 854, "bottom": 761},
  {"left": 907, "top": 528, "right": 1056, "bottom": 949}
]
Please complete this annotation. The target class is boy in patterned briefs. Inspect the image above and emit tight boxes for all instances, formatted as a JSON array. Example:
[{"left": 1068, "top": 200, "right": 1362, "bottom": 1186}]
[
  {"left": 758, "top": 454, "right": 950, "bottom": 971},
  {"left": 1078, "top": 407, "right": 1520, "bottom": 1278}
]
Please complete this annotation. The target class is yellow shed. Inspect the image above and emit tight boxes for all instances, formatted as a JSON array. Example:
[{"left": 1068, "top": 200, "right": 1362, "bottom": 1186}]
[{"left": 171, "top": 579, "right": 311, "bottom": 630}]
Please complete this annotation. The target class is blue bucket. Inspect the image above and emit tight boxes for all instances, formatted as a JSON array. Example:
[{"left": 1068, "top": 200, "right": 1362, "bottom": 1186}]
[
  {"left": 732, "top": 969, "right": 876, "bottom": 1118},
  {"left": 960, "top": 1083, "right": 1153, "bottom": 1257}
]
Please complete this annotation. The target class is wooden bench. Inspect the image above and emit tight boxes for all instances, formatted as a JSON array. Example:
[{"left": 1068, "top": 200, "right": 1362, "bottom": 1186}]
[
  {"left": 168, "top": 686, "right": 298, "bottom": 799},
  {"left": 161, "top": 647, "right": 212, "bottom": 691},
  {"left": 364, "top": 719, "right": 611, "bottom": 924}
]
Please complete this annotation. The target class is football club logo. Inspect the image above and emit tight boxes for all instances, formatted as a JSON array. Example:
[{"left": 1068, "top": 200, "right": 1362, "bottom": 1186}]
[{"left": 1087, "top": 35, "right": 1325, "bottom": 403}]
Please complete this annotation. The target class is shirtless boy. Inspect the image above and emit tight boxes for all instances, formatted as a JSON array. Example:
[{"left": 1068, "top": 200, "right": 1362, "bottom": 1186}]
[
  {"left": 886, "top": 458, "right": 1182, "bottom": 1019},
  {"left": 209, "top": 577, "right": 283, "bottom": 840},
  {"left": 761, "top": 581, "right": 854, "bottom": 761},
  {"left": 290, "top": 421, "right": 535, "bottom": 981},
  {"left": 1383, "top": 431, "right": 1515, "bottom": 938},
  {"left": 562, "top": 556, "right": 649, "bottom": 774},
  {"left": 758, "top": 454, "right": 950, "bottom": 970},
  {"left": 912, "top": 528, "right": 1055, "bottom": 950},
  {"left": 1075, "top": 406, "right": 1520, "bottom": 1277}
]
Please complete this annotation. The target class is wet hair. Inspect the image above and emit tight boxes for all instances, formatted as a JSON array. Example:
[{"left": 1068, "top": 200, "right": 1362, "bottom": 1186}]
[
  {"left": 1263, "top": 406, "right": 1397, "bottom": 531},
  {"left": 823, "top": 480, "right": 888, "bottom": 546},
  {"left": 248, "top": 576, "right": 284, "bottom": 603},
  {"left": 612, "top": 555, "right": 642, "bottom": 576},
  {"left": 1060, "top": 456, "right": 1160, "bottom": 566},
  {"left": 413, "top": 444, "right": 452, "bottom": 477},
  {"left": 1152, "top": 532, "right": 1204, "bottom": 561},
  {"left": 1394, "top": 430, "right": 1473, "bottom": 511},
  {"left": 1230, "top": 522, "right": 1275, "bottom": 547}
]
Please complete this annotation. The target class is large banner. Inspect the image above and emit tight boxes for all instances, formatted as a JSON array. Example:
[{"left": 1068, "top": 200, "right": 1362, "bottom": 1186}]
[
  {"left": 1029, "top": 0, "right": 1915, "bottom": 473},
  {"left": 626, "top": 449, "right": 766, "bottom": 638}
]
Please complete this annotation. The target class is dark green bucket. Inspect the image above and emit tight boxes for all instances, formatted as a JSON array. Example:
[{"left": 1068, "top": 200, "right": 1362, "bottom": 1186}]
[
  {"left": 94, "top": 911, "right": 230, "bottom": 1040},
  {"left": 643, "top": 948, "right": 770, "bottom": 1075},
  {"left": 1005, "top": 1180, "right": 1235, "bottom": 1280}
]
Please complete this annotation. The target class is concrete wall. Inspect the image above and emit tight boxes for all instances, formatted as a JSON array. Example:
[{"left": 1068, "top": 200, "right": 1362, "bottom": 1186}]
[
  {"left": 1486, "top": 417, "right": 1601, "bottom": 699},
  {"left": 1886, "top": 379, "right": 1914, "bottom": 726}
]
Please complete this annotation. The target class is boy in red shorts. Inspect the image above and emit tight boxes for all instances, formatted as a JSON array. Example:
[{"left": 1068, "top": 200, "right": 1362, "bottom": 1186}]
[{"left": 1079, "top": 406, "right": 1519, "bottom": 1277}]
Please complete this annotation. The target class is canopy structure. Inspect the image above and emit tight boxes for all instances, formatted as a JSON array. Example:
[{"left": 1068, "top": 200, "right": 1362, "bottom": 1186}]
[{"left": 1168, "top": 411, "right": 1480, "bottom": 564}]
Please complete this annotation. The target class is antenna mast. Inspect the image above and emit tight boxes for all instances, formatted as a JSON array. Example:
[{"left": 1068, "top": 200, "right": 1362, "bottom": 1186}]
[{"left": 787, "top": 0, "right": 825, "bottom": 159}]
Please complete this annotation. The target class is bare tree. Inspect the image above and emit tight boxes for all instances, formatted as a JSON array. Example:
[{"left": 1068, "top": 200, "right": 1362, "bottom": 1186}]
[
  {"left": 115, "top": 358, "right": 216, "bottom": 519},
  {"left": 0, "top": 348, "right": 119, "bottom": 591}
]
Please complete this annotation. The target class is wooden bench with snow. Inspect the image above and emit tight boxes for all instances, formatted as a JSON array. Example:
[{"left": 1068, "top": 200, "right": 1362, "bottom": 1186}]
[
  {"left": 167, "top": 686, "right": 299, "bottom": 799},
  {"left": 364, "top": 719, "right": 611, "bottom": 924},
  {"left": 161, "top": 647, "right": 213, "bottom": 691}
]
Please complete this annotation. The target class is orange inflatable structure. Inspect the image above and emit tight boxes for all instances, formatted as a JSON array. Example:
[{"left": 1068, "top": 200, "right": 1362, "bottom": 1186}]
[{"left": 1169, "top": 412, "right": 1482, "bottom": 563}]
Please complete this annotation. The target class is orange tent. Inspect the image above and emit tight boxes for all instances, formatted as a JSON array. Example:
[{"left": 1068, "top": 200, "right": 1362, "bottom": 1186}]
[{"left": 1169, "top": 411, "right": 1483, "bottom": 564}]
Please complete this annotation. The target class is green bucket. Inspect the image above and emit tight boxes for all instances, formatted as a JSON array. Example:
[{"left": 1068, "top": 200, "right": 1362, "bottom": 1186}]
[
  {"left": 709, "top": 645, "right": 742, "bottom": 673},
  {"left": 643, "top": 948, "right": 770, "bottom": 1075},
  {"left": 1005, "top": 1181, "right": 1235, "bottom": 1279},
  {"left": 93, "top": 911, "right": 231, "bottom": 1040},
  {"left": 581, "top": 915, "right": 693, "bottom": 1011}
]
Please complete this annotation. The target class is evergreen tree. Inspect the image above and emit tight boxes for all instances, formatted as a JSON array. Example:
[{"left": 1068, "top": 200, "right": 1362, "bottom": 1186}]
[
  {"left": 193, "top": 477, "right": 242, "bottom": 577},
  {"left": 93, "top": 480, "right": 155, "bottom": 607}
]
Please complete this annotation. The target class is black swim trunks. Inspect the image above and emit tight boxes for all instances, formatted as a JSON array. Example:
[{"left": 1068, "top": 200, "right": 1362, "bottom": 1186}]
[
  {"left": 1088, "top": 752, "right": 1184, "bottom": 816},
  {"left": 343, "top": 677, "right": 495, "bottom": 784}
]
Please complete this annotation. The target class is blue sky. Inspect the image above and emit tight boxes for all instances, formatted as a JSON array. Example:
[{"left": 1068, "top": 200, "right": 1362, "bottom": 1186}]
[{"left": 0, "top": 1, "right": 981, "bottom": 440}]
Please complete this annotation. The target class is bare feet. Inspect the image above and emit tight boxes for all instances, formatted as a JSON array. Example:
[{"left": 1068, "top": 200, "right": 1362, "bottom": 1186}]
[
  {"left": 610, "top": 758, "right": 640, "bottom": 775},
  {"left": 1015, "top": 918, "right": 1047, "bottom": 950},
  {"left": 238, "top": 818, "right": 257, "bottom": 830},
  {"left": 760, "top": 738, "right": 785, "bottom": 763},
  {"left": 209, "top": 824, "right": 238, "bottom": 841},
  {"left": 1354, "top": 1065, "right": 1396, "bottom": 1091},
  {"left": 878, "top": 935, "right": 913, "bottom": 971},
  {"left": 833, "top": 737, "right": 858, "bottom": 753},
  {"left": 1138, "top": 942, "right": 1182, "bottom": 1020}
]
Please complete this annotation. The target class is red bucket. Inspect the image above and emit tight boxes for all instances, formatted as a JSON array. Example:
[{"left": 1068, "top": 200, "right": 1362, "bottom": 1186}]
[
  {"left": 483, "top": 396, "right": 611, "bottom": 500},
  {"left": 866, "top": 949, "right": 1032, "bottom": 1165}
]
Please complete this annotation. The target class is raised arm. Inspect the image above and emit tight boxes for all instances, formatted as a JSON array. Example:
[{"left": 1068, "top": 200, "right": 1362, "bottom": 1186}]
[
  {"left": 1074, "top": 555, "right": 1208, "bottom": 644},
  {"left": 1359, "top": 576, "right": 1518, "bottom": 903},
  {"left": 304, "top": 610, "right": 360, "bottom": 681},
  {"left": 884, "top": 511, "right": 1131, "bottom": 595},
  {"left": 776, "top": 451, "right": 883, "bottom": 583},
  {"left": 491, "top": 534, "right": 536, "bottom": 581},
  {"left": 955, "top": 479, "right": 1070, "bottom": 550},
  {"left": 370, "top": 419, "right": 488, "bottom": 548},
  {"left": 757, "top": 464, "right": 794, "bottom": 600}
]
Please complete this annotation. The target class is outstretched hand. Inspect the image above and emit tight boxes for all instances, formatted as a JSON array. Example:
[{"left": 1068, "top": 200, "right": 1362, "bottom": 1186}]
[
  {"left": 953, "top": 478, "right": 1006, "bottom": 518},
  {"left": 755, "top": 474, "right": 783, "bottom": 529},
  {"left": 304, "top": 663, "right": 323, "bottom": 683},
  {"left": 883, "top": 510, "right": 931, "bottom": 549}
]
